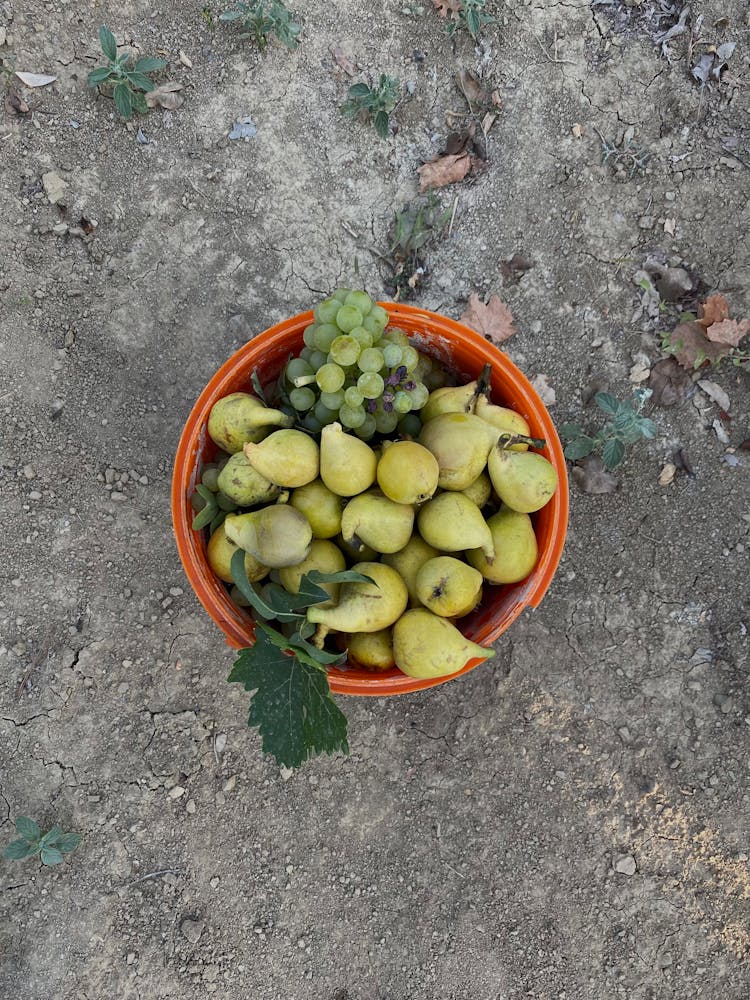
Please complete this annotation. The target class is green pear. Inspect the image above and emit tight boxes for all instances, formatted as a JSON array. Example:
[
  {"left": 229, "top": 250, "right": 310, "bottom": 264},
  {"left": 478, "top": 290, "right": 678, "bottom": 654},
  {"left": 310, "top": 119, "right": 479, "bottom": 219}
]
[
  {"left": 307, "top": 561, "right": 408, "bottom": 639},
  {"left": 487, "top": 447, "right": 558, "bottom": 513},
  {"left": 206, "top": 521, "right": 269, "bottom": 584},
  {"left": 376, "top": 440, "right": 440, "bottom": 505},
  {"left": 393, "top": 609, "right": 494, "bottom": 679},
  {"left": 346, "top": 628, "right": 395, "bottom": 672},
  {"left": 278, "top": 539, "right": 346, "bottom": 608},
  {"left": 418, "top": 412, "right": 499, "bottom": 491},
  {"left": 382, "top": 535, "right": 440, "bottom": 606},
  {"left": 419, "top": 379, "right": 479, "bottom": 424},
  {"left": 340, "top": 490, "right": 414, "bottom": 555},
  {"left": 474, "top": 396, "right": 531, "bottom": 451},
  {"left": 320, "top": 422, "right": 377, "bottom": 496},
  {"left": 415, "top": 556, "right": 483, "bottom": 618},
  {"left": 243, "top": 429, "right": 319, "bottom": 488},
  {"left": 417, "top": 492, "right": 494, "bottom": 558},
  {"left": 461, "top": 470, "right": 492, "bottom": 509},
  {"left": 466, "top": 505, "right": 538, "bottom": 584},
  {"left": 208, "top": 392, "right": 294, "bottom": 453},
  {"left": 224, "top": 506, "right": 312, "bottom": 568},
  {"left": 289, "top": 479, "right": 343, "bottom": 538},
  {"left": 216, "top": 452, "right": 282, "bottom": 506}
]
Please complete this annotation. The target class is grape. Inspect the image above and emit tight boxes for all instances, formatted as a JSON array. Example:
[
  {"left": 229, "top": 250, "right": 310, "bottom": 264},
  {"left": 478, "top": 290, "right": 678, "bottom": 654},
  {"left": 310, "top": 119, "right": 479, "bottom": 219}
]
[
  {"left": 285, "top": 357, "right": 314, "bottom": 383},
  {"left": 407, "top": 381, "right": 430, "bottom": 410},
  {"left": 314, "top": 399, "right": 339, "bottom": 425},
  {"left": 401, "top": 344, "right": 420, "bottom": 371},
  {"left": 398, "top": 413, "right": 422, "bottom": 438},
  {"left": 363, "top": 314, "right": 385, "bottom": 338},
  {"left": 302, "top": 413, "right": 323, "bottom": 433},
  {"left": 393, "top": 391, "right": 412, "bottom": 414},
  {"left": 350, "top": 326, "right": 373, "bottom": 350},
  {"left": 316, "top": 362, "right": 346, "bottom": 393},
  {"left": 382, "top": 327, "right": 409, "bottom": 347},
  {"left": 358, "top": 347, "right": 385, "bottom": 373},
  {"left": 332, "top": 287, "right": 352, "bottom": 303},
  {"left": 382, "top": 343, "right": 403, "bottom": 368},
  {"left": 309, "top": 350, "right": 328, "bottom": 371},
  {"left": 335, "top": 305, "right": 363, "bottom": 333},
  {"left": 355, "top": 413, "right": 378, "bottom": 440},
  {"left": 201, "top": 466, "right": 220, "bottom": 492},
  {"left": 303, "top": 323, "right": 318, "bottom": 348},
  {"left": 339, "top": 403, "right": 367, "bottom": 429},
  {"left": 344, "top": 385, "right": 364, "bottom": 407},
  {"left": 329, "top": 335, "right": 361, "bottom": 366},
  {"left": 289, "top": 386, "right": 316, "bottom": 411},
  {"left": 374, "top": 408, "right": 400, "bottom": 434},
  {"left": 313, "top": 323, "right": 339, "bottom": 353},
  {"left": 424, "top": 367, "right": 447, "bottom": 391},
  {"left": 299, "top": 346, "right": 313, "bottom": 362},
  {"left": 369, "top": 304, "right": 389, "bottom": 330},
  {"left": 320, "top": 389, "right": 345, "bottom": 410},
  {"left": 344, "top": 290, "right": 373, "bottom": 316},
  {"left": 357, "top": 371, "right": 385, "bottom": 399},
  {"left": 315, "top": 298, "right": 341, "bottom": 325}
]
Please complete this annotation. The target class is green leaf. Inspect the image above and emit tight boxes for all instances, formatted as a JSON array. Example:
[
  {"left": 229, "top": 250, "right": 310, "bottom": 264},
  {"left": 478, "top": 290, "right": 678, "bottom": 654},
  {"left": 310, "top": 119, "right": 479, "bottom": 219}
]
[
  {"left": 594, "top": 392, "right": 620, "bottom": 416},
  {"left": 564, "top": 437, "right": 595, "bottom": 461},
  {"left": 134, "top": 56, "right": 166, "bottom": 73},
  {"left": 374, "top": 110, "right": 390, "bottom": 139},
  {"left": 219, "top": 10, "right": 244, "bottom": 21},
  {"left": 40, "top": 846, "right": 65, "bottom": 866},
  {"left": 99, "top": 25, "right": 118, "bottom": 62},
  {"left": 466, "top": 9, "right": 480, "bottom": 37},
  {"left": 250, "top": 370, "right": 268, "bottom": 404},
  {"left": 125, "top": 71, "right": 155, "bottom": 93},
  {"left": 15, "top": 816, "right": 40, "bottom": 842},
  {"left": 229, "top": 629, "right": 349, "bottom": 768},
  {"left": 612, "top": 408, "right": 636, "bottom": 432},
  {"left": 56, "top": 833, "right": 82, "bottom": 854},
  {"left": 558, "top": 422, "right": 585, "bottom": 441},
  {"left": 41, "top": 825, "right": 63, "bottom": 846},
  {"left": 112, "top": 82, "right": 133, "bottom": 120},
  {"left": 87, "top": 66, "right": 114, "bottom": 86},
  {"left": 601, "top": 438, "right": 626, "bottom": 469},
  {"left": 637, "top": 417, "right": 657, "bottom": 439},
  {"left": 131, "top": 91, "right": 149, "bottom": 115},
  {"left": 192, "top": 505, "right": 216, "bottom": 531},
  {"left": 230, "top": 549, "right": 296, "bottom": 621},
  {"left": 348, "top": 82, "right": 372, "bottom": 98},
  {"left": 3, "top": 838, "right": 39, "bottom": 861}
]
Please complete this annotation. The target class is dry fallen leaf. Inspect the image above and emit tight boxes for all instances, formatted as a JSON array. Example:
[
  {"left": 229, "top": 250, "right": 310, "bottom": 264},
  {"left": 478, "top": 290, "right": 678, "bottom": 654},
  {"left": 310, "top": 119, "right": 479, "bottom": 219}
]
[
  {"left": 15, "top": 71, "right": 57, "bottom": 87},
  {"left": 697, "top": 378, "right": 730, "bottom": 412},
  {"left": 500, "top": 254, "right": 533, "bottom": 283},
  {"left": 658, "top": 462, "right": 676, "bottom": 487},
  {"left": 666, "top": 320, "right": 730, "bottom": 369},
  {"left": 179, "top": 50, "right": 193, "bottom": 68},
  {"left": 417, "top": 152, "right": 472, "bottom": 193},
  {"left": 696, "top": 293, "right": 729, "bottom": 328},
  {"left": 331, "top": 46, "right": 357, "bottom": 76},
  {"left": 648, "top": 357, "right": 691, "bottom": 407},
  {"left": 460, "top": 293, "right": 516, "bottom": 346},
  {"left": 5, "top": 88, "right": 30, "bottom": 116},
  {"left": 530, "top": 374, "right": 556, "bottom": 407},
  {"left": 432, "top": 0, "right": 462, "bottom": 17},
  {"left": 705, "top": 317, "right": 750, "bottom": 348},
  {"left": 629, "top": 361, "right": 651, "bottom": 383},
  {"left": 663, "top": 217, "right": 676, "bottom": 235},
  {"left": 456, "top": 69, "right": 488, "bottom": 108},
  {"left": 572, "top": 455, "right": 619, "bottom": 494},
  {"left": 146, "top": 81, "right": 184, "bottom": 110}
]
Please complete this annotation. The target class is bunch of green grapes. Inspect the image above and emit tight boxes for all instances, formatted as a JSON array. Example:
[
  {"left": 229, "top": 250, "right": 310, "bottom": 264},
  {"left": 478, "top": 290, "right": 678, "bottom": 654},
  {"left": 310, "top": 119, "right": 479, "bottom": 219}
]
[{"left": 281, "top": 288, "right": 445, "bottom": 440}]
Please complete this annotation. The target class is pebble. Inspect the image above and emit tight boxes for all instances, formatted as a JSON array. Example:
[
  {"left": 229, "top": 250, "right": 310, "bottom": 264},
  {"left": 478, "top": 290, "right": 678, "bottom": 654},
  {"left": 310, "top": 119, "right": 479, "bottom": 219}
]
[
  {"left": 186, "top": 799, "right": 196, "bottom": 814},
  {"left": 180, "top": 918, "right": 205, "bottom": 944},
  {"left": 223, "top": 774, "right": 237, "bottom": 793},
  {"left": 210, "top": 877, "right": 220, "bottom": 889},
  {"left": 42, "top": 171, "right": 69, "bottom": 205},
  {"left": 214, "top": 733, "right": 227, "bottom": 754},
  {"left": 615, "top": 855, "right": 637, "bottom": 876},
  {"left": 713, "top": 693, "right": 733, "bottom": 714},
  {"left": 638, "top": 216, "right": 654, "bottom": 230},
  {"left": 168, "top": 785, "right": 186, "bottom": 799},
  {"left": 22, "top": 465, "right": 36, "bottom": 480}
]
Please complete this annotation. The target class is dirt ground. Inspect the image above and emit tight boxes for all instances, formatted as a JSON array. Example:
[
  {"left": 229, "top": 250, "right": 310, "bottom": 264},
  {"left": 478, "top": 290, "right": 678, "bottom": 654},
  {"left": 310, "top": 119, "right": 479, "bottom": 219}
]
[{"left": 1, "top": 1, "right": 749, "bottom": 997}]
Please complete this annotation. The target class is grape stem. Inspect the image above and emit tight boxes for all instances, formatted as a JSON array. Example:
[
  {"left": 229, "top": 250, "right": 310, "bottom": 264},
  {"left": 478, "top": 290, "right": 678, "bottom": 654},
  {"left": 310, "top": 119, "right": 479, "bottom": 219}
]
[
  {"left": 292, "top": 374, "right": 317, "bottom": 388},
  {"left": 498, "top": 433, "right": 547, "bottom": 450}
]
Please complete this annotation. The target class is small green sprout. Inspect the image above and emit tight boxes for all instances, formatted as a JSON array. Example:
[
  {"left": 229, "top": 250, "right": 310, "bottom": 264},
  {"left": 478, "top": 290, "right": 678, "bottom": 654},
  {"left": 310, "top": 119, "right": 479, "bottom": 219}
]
[
  {"left": 219, "top": 1, "right": 302, "bottom": 51},
  {"left": 87, "top": 26, "right": 166, "bottom": 120},
  {"left": 341, "top": 74, "right": 400, "bottom": 140},
  {"left": 3, "top": 817, "right": 81, "bottom": 866},
  {"left": 445, "top": 0, "right": 495, "bottom": 40},
  {"left": 560, "top": 388, "right": 657, "bottom": 470}
]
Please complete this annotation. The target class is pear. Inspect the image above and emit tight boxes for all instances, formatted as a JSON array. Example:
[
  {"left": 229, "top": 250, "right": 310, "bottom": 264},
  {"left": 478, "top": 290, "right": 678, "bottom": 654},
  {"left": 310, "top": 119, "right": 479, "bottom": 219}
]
[
  {"left": 278, "top": 539, "right": 346, "bottom": 607},
  {"left": 377, "top": 440, "right": 440, "bottom": 505},
  {"left": 347, "top": 628, "right": 396, "bottom": 672},
  {"left": 216, "top": 452, "right": 282, "bottom": 507},
  {"left": 418, "top": 412, "right": 499, "bottom": 491},
  {"left": 320, "top": 422, "right": 377, "bottom": 497},
  {"left": 208, "top": 392, "right": 294, "bottom": 453},
  {"left": 487, "top": 447, "right": 558, "bottom": 513},
  {"left": 417, "top": 492, "right": 494, "bottom": 558},
  {"left": 289, "top": 479, "right": 343, "bottom": 538},
  {"left": 224, "top": 505, "right": 312, "bottom": 568},
  {"left": 336, "top": 533, "right": 378, "bottom": 563},
  {"left": 206, "top": 521, "right": 269, "bottom": 584},
  {"left": 382, "top": 535, "right": 440, "bottom": 606},
  {"left": 415, "top": 556, "right": 483, "bottom": 618},
  {"left": 340, "top": 490, "right": 414, "bottom": 554},
  {"left": 243, "top": 429, "right": 319, "bottom": 488},
  {"left": 419, "top": 379, "right": 479, "bottom": 424},
  {"left": 466, "top": 505, "right": 538, "bottom": 584},
  {"left": 307, "top": 561, "right": 408, "bottom": 640},
  {"left": 393, "top": 609, "right": 494, "bottom": 679},
  {"left": 461, "top": 470, "right": 492, "bottom": 509},
  {"left": 474, "top": 395, "right": 531, "bottom": 452}
]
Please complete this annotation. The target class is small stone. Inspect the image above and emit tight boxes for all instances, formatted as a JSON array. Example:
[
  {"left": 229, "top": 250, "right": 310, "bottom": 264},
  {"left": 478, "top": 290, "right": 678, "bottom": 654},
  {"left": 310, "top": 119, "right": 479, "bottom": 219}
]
[
  {"left": 180, "top": 918, "right": 205, "bottom": 944},
  {"left": 210, "top": 877, "right": 220, "bottom": 889},
  {"left": 713, "top": 693, "right": 732, "bottom": 714},
  {"left": 638, "top": 216, "right": 654, "bottom": 230},
  {"left": 665, "top": 191, "right": 676, "bottom": 201},
  {"left": 168, "top": 785, "right": 186, "bottom": 799},
  {"left": 615, "top": 855, "right": 637, "bottom": 876},
  {"left": 617, "top": 726, "right": 631, "bottom": 744},
  {"left": 186, "top": 798, "right": 196, "bottom": 814},
  {"left": 223, "top": 775, "right": 237, "bottom": 793},
  {"left": 214, "top": 733, "right": 227, "bottom": 754},
  {"left": 126, "top": 951, "right": 136, "bottom": 965},
  {"left": 279, "top": 766, "right": 294, "bottom": 781},
  {"left": 42, "top": 171, "right": 69, "bottom": 206},
  {"left": 22, "top": 465, "right": 36, "bottom": 480}
]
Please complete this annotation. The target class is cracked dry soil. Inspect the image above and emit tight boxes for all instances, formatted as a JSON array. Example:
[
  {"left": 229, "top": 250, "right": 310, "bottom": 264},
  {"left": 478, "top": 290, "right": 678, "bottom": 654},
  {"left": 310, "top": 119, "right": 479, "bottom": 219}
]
[{"left": 1, "top": 2, "right": 749, "bottom": 998}]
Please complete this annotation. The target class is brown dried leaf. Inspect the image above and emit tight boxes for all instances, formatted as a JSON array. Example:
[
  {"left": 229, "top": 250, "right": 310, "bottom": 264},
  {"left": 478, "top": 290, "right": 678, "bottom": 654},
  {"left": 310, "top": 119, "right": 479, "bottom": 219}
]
[
  {"left": 445, "top": 127, "right": 474, "bottom": 155},
  {"left": 572, "top": 455, "right": 619, "bottom": 494},
  {"left": 530, "top": 374, "right": 556, "bottom": 407},
  {"left": 696, "top": 293, "right": 729, "bottom": 328},
  {"left": 456, "top": 69, "right": 488, "bottom": 106},
  {"left": 705, "top": 317, "right": 750, "bottom": 348},
  {"left": 5, "top": 87, "right": 30, "bottom": 116},
  {"left": 417, "top": 151, "right": 472, "bottom": 193},
  {"left": 331, "top": 46, "right": 357, "bottom": 76},
  {"left": 460, "top": 293, "right": 516, "bottom": 345},
  {"left": 500, "top": 253, "right": 533, "bottom": 283},
  {"left": 432, "top": 0, "right": 462, "bottom": 17},
  {"left": 666, "top": 320, "right": 730, "bottom": 369},
  {"left": 145, "top": 81, "right": 184, "bottom": 110},
  {"left": 648, "top": 357, "right": 691, "bottom": 407}
]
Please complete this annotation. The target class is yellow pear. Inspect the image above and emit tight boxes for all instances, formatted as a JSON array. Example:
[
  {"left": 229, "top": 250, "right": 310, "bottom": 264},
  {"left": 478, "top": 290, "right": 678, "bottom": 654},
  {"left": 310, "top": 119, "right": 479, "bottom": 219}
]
[
  {"left": 393, "top": 609, "right": 494, "bottom": 679},
  {"left": 487, "top": 447, "right": 558, "bottom": 513},
  {"left": 206, "top": 521, "right": 269, "bottom": 584},
  {"left": 320, "top": 422, "right": 377, "bottom": 497},
  {"left": 419, "top": 379, "right": 479, "bottom": 424},
  {"left": 376, "top": 440, "right": 440, "bottom": 505},
  {"left": 466, "top": 505, "right": 539, "bottom": 584},
  {"left": 417, "top": 492, "right": 494, "bottom": 558},
  {"left": 415, "top": 556, "right": 483, "bottom": 618},
  {"left": 216, "top": 452, "right": 282, "bottom": 506},
  {"left": 224, "top": 506, "right": 312, "bottom": 568},
  {"left": 347, "top": 628, "right": 395, "bottom": 672},
  {"left": 474, "top": 395, "right": 531, "bottom": 452},
  {"left": 278, "top": 539, "right": 346, "bottom": 607},
  {"left": 208, "top": 392, "right": 294, "bottom": 453},
  {"left": 461, "top": 470, "right": 492, "bottom": 509},
  {"left": 243, "top": 429, "right": 319, "bottom": 488},
  {"left": 336, "top": 533, "right": 378, "bottom": 563},
  {"left": 340, "top": 490, "right": 415, "bottom": 554},
  {"left": 289, "top": 479, "right": 343, "bottom": 538},
  {"left": 418, "top": 412, "right": 499, "bottom": 491},
  {"left": 307, "top": 561, "right": 408, "bottom": 639},
  {"left": 382, "top": 535, "right": 440, "bottom": 605}
]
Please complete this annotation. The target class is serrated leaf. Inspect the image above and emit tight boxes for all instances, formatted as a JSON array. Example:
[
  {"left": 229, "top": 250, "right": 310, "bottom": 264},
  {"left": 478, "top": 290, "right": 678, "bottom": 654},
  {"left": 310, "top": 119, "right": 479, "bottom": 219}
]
[
  {"left": 134, "top": 56, "right": 166, "bottom": 73},
  {"left": 601, "top": 438, "right": 626, "bottom": 469},
  {"left": 112, "top": 82, "right": 133, "bottom": 119},
  {"left": 56, "top": 833, "right": 82, "bottom": 854},
  {"left": 3, "top": 838, "right": 39, "bottom": 860},
  {"left": 15, "top": 816, "right": 41, "bottom": 842},
  {"left": 88, "top": 66, "right": 113, "bottom": 86},
  {"left": 564, "top": 437, "right": 595, "bottom": 461},
  {"left": 219, "top": 10, "right": 244, "bottom": 20},
  {"left": 348, "top": 82, "right": 372, "bottom": 98},
  {"left": 41, "top": 825, "right": 63, "bottom": 846},
  {"left": 40, "top": 846, "right": 64, "bottom": 866},
  {"left": 637, "top": 417, "right": 657, "bottom": 439},
  {"left": 99, "top": 25, "right": 118, "bottom": 62},
  {"left": 559, "top": 423, "right": 585, "bottom": 440},
  {"left": 594, "top": 392, "right": 620, "bottom": 416},
  {"left": 125, "top": 71, "right": 155, "bottom": 93},
  {"left": 374, "top": 110, "right": 390, "bottom": 139},
  {"left": 612, "top": 408, "right": 636, "bottom": 432},
  {"left": 229, "top": 629, "right": 349, "bottom": 768}
]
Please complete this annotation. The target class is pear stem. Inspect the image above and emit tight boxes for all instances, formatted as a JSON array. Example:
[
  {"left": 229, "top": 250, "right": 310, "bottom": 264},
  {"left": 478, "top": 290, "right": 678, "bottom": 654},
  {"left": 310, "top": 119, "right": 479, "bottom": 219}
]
[
  {"left": 311, "top": 624, "right": 330, "bottom": 649},
  {"left": 470, "top": 364, "right": 493, "bottom": 412},
  {"left": 497, "top": 432, "right": 547, "bottom": 451}
]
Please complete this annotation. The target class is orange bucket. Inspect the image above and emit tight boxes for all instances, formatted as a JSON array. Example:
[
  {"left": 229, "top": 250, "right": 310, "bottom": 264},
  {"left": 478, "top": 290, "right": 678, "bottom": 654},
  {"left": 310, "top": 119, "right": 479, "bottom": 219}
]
[{"left": 171, "top": 304, "right": 568, "bottom": 696}]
